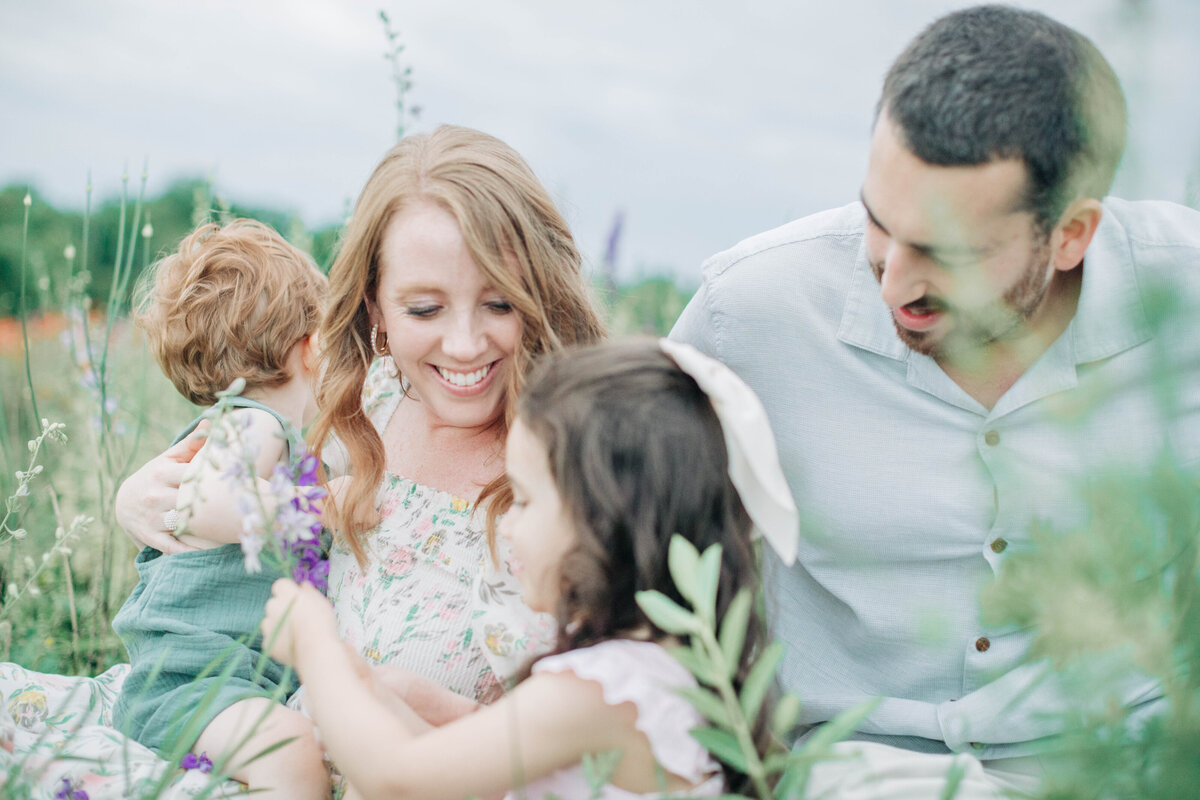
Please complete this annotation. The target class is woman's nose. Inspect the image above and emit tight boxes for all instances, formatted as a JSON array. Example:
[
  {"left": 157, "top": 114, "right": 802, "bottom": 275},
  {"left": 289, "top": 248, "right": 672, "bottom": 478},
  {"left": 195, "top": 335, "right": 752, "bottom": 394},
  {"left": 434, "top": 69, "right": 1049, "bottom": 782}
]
[{"left": 442, "top": 313, "right": 487, "bottom": 363}]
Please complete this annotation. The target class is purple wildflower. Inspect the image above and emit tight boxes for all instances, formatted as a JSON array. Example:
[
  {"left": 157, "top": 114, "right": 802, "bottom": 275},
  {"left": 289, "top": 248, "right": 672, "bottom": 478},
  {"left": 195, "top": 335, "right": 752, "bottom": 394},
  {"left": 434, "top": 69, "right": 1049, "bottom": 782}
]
[
  {"left": 286, "top": 536, "right": 330, "bottom": 593},
  {"left": 296, "top": 453, "right": 320, "bottom": 485},
  {"left": 54, "top": 777, "right": 89, "bottom": 800},
  {"left": 181, "top": 751, "right": 214, "bottom": 773}
]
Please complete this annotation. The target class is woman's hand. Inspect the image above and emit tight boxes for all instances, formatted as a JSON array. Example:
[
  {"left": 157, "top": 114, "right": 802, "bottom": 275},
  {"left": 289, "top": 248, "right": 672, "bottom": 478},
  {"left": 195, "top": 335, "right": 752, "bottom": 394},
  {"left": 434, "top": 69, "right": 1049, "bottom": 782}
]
[
  {"left": 261, "top": 578, "right": 338, "bottom": 668},
  {"left": 369, "top": 664, "right": 481, "bottom": 726},
  {"left": 114, "top": 425, "right": 208, "bottom": 554}
]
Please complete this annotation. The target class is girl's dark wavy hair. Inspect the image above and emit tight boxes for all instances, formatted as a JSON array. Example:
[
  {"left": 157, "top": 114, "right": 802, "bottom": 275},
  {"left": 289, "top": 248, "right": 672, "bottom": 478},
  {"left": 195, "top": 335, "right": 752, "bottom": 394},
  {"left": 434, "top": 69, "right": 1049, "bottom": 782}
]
[{"left": 502, "top": 339, "right": 771, "bottom": 792}]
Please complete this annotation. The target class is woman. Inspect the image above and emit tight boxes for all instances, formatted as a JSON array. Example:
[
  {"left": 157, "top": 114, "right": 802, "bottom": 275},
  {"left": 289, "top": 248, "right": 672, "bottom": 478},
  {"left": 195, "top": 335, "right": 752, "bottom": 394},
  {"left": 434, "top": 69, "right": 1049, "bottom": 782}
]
[{"left": 3, "top": 125, "right": 606, "bottom": 797}]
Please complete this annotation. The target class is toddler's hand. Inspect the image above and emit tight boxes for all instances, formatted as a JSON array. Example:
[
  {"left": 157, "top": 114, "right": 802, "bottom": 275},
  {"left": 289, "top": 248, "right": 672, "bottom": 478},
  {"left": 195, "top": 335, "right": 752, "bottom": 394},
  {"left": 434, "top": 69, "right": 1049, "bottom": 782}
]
[{"left": 261, "top": 578, "right": 335, "bottom": 666}]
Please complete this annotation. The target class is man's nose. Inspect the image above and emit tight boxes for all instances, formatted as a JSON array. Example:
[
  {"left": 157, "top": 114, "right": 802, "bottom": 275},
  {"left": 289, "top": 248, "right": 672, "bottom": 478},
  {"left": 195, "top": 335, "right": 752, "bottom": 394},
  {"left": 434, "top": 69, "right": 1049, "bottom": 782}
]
[{"left": 877, "top": 244, "right": 932, "bottom": 309}]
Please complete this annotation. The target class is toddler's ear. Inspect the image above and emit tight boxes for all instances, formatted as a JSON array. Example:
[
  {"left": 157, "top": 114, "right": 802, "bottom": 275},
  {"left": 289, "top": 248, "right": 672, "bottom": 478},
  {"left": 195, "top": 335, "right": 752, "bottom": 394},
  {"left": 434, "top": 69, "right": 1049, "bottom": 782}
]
[{"left": 300, "top": 332, "right": 320, "bottom": 373}]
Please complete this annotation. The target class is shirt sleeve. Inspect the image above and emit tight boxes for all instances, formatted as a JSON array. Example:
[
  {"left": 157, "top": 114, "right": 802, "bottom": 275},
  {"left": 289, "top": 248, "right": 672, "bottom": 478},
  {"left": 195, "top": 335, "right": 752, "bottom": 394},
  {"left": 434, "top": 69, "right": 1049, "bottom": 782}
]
[{"left": 669, "top": 270, "right": 722, "bottom": 360}]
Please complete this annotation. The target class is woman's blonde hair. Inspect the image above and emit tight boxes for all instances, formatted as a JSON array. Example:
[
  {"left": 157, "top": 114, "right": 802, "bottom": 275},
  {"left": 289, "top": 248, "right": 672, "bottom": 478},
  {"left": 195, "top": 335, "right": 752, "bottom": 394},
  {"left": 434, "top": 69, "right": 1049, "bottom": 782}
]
[
  {"left": 134, "top": 219, "right": 327, "bottom": 406},
  {"left": 311, "top": 125, "right": 606, "bottom": 565}
]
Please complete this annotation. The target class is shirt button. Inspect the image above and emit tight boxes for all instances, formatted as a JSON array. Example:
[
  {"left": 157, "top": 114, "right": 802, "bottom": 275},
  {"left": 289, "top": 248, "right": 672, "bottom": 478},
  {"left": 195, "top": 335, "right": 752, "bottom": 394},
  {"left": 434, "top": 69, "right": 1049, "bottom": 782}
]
[
  {"left": 990, "top": 538, "right": 1008, "bottom": 554},
  {"left": 984, "top": 430, "right": 1000, "bottom": 446},
  {"left": 975, "top": 637, "right": 991, "bottom": 652},
  {"left": 970, "top": 742, "right": 984, "bottom": 751}
]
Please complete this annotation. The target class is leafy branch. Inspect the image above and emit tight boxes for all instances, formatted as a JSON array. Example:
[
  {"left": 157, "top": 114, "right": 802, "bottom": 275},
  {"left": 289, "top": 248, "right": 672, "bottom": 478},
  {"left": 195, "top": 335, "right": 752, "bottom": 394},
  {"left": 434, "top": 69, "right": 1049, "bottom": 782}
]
[{"left": 636, "top": 535, "right": 877, "bottom": 799}]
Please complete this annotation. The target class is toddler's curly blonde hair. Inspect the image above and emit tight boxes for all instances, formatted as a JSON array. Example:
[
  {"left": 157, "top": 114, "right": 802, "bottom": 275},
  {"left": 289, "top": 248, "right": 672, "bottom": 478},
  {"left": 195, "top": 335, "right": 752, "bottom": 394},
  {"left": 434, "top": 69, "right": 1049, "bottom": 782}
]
[{"left": 134, "top": 219, "right": 327, "bottom": 406}]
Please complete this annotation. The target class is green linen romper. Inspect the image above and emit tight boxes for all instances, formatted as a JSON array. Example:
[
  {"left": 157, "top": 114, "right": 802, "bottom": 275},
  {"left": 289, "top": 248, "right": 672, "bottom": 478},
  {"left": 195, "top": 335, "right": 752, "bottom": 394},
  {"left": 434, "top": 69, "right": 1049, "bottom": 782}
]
[{"left": 112, "top": 397, "right": 302, "bottom": 755}]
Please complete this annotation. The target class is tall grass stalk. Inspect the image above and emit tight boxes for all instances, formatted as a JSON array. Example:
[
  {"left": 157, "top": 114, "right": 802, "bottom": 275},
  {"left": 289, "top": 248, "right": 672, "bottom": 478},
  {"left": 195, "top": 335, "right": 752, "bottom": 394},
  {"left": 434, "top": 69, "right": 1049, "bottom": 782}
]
[{"left": 18, "top": 191, "right": 39, "bottom": 427}]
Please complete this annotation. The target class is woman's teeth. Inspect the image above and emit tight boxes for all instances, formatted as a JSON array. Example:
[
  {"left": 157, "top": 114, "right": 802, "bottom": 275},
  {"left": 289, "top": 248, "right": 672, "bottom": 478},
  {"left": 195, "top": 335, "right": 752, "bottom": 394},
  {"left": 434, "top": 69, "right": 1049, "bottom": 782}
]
[{"left": 437, "top": 364, "right": 491, "bottom": 387}]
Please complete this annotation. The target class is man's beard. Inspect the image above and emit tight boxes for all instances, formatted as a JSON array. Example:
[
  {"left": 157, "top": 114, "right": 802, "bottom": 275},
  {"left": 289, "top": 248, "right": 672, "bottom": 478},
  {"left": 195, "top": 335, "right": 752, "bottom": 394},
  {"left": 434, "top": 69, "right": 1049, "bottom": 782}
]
[{"left": 886, "top": 241, "right": 1054, "bottom": 360}]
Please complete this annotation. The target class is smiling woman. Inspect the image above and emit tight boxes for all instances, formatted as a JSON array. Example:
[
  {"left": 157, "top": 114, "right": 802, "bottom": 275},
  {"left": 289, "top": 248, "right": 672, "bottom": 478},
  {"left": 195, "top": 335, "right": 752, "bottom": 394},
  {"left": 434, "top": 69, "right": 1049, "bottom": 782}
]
[{"left": 303, "top": 126, "right": 606, "bottom": 725}]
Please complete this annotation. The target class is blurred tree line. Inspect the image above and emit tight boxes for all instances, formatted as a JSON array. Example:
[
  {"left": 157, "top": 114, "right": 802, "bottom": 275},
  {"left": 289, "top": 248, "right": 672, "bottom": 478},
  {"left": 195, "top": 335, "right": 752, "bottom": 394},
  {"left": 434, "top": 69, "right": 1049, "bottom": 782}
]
[{"left": 0, "top": 180, "right": 693, "bottom": 335}]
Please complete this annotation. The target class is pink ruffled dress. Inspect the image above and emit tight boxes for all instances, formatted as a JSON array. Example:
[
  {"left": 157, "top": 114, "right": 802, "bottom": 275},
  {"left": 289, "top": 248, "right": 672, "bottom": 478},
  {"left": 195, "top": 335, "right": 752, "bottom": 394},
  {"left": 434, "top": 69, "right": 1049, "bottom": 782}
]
[{"left": 505, "top": 639, "right": 726, "bottom": 800}]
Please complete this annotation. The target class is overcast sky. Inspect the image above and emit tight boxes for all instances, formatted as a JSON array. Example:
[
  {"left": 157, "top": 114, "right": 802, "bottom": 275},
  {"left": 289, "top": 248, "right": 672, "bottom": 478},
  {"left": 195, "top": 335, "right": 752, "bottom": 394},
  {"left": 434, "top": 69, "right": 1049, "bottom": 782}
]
[{"left": 3, "top": 0, "right": 1198, "bottom": 282}]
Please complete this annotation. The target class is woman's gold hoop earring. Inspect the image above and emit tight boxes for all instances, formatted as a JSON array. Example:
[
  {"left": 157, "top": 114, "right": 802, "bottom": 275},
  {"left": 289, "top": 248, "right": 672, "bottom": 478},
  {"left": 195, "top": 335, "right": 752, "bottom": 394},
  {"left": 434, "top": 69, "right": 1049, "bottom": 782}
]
[{"left": 370, "top": 324, "right": 389, "bottom": 356}]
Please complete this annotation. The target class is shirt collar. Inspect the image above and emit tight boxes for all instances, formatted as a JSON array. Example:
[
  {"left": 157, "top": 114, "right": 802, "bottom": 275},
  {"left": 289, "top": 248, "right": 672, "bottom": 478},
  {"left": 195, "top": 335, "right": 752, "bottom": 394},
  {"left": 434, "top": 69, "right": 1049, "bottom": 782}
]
[{"left": 837, "top": 203, "right": 1151, "bottom": 365}]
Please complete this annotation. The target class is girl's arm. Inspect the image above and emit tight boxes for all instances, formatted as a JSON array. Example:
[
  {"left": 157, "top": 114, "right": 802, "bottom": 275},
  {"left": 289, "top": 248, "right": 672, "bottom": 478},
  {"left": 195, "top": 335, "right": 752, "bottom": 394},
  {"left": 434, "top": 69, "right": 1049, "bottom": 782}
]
[
  {"left": 177, "top": 409, "right": 288, "bottom": 546},
  {"left": 263, "top": 580, "right": 641, "bottom": 800}
]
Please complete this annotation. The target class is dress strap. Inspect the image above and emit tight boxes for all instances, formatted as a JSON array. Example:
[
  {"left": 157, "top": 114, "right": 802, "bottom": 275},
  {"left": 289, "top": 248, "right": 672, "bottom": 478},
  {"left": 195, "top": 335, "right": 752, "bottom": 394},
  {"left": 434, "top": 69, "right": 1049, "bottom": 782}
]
[{"left": 171, "top": 396, "right": 303, "bottom": 463}]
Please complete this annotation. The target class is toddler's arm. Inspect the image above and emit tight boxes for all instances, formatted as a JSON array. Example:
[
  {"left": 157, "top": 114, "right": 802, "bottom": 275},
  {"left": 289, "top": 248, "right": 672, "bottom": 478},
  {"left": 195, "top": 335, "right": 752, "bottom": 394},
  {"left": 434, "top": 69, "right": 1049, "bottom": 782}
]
[{"left": 177, "top": 408, "right": 289, "bottom": 546}]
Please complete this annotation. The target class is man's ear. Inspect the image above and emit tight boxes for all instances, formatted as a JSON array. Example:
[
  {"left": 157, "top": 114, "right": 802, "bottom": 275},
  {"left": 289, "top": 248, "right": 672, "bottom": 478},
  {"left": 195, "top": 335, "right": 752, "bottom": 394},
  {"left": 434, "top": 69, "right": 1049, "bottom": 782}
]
[{"left": 1051, "top": 198, "right": 1104, "bottom": 272}]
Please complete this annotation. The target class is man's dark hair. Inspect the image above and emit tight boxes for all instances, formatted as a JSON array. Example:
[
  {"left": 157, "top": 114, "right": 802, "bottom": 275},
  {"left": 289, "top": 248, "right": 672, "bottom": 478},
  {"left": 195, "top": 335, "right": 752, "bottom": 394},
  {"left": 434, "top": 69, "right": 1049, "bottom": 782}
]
[{"left": 878, "top": 4, "right": 1126, "bottom": 233}]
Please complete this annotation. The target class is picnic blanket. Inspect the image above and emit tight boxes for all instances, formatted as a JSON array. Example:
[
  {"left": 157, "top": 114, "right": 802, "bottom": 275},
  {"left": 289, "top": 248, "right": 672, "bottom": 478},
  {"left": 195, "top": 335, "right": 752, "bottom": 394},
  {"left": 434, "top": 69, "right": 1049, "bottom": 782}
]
[{"left": 0, "top": 661, "right": 248, "bottom": 799}]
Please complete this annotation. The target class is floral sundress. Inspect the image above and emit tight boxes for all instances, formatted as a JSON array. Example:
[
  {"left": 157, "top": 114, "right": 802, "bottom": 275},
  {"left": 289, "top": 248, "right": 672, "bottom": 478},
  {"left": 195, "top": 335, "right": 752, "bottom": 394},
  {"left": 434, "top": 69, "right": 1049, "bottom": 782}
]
[{"left": 328, "top": 358, "right": 556, "bottom": 701}]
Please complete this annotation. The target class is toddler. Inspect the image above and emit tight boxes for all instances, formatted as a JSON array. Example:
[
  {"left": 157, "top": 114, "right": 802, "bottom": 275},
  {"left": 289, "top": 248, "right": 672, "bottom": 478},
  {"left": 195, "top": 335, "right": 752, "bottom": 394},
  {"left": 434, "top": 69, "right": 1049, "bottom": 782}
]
[{"left": 113, "top": 219, "right": 329, "bottom": 799}]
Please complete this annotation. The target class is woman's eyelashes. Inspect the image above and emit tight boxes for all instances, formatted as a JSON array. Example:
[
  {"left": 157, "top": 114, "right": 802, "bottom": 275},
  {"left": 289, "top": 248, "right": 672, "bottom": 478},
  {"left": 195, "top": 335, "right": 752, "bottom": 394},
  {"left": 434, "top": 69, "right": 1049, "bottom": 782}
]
[{"left": 399, "top": 299, "right": 513, "bottom": 319}]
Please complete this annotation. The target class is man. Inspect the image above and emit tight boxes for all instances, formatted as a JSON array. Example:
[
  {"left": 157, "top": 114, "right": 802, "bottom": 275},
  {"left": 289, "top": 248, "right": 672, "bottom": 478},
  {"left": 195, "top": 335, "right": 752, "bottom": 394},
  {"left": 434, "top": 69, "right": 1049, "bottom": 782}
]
[{"left": 672, "top": 5, "right": 1200, "bottom": 796}]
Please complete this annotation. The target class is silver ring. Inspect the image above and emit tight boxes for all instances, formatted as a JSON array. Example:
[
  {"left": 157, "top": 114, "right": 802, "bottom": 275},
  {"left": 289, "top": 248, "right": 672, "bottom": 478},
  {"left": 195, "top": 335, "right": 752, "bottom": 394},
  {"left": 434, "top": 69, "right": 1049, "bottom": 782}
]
[{"left": 163, "top": 509, "right": 180, "bottom": 532}]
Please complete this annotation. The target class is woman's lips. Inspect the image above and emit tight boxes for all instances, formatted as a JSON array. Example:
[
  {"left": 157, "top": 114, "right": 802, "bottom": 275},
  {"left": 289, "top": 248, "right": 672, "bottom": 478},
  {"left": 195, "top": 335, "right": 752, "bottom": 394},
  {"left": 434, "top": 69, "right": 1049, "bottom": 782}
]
[{"left": 430, "top": 359, "right": 500, "bottom": 397}]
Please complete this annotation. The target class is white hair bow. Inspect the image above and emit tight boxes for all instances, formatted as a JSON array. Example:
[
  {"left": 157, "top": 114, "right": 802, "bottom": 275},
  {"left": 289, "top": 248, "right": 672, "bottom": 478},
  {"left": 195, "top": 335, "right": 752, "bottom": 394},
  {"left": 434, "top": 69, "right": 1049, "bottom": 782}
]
[{"left": 659, "top": 339, "right": 800, "bottom": 565}]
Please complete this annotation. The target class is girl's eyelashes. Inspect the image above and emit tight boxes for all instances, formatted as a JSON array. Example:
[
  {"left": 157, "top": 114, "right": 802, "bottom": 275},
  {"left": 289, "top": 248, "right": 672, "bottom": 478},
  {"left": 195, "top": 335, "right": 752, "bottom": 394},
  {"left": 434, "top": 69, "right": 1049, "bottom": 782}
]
[
  {"left": 403, "top": 305, "right": 440, "bottom": 318},
  {"left": 486, "top": 299, "right": 514, "bottom": 314}
]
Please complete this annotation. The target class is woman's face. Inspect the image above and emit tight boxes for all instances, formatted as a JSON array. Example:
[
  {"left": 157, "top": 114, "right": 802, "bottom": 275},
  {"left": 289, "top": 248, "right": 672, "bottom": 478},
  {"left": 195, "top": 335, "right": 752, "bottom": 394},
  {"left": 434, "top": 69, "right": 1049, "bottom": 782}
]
[
  {"left": 499, "top": 418, "right": 576, "bottom": 614},
  {"left": 369, "top": 201, "right": 522, "bottom": 433}
]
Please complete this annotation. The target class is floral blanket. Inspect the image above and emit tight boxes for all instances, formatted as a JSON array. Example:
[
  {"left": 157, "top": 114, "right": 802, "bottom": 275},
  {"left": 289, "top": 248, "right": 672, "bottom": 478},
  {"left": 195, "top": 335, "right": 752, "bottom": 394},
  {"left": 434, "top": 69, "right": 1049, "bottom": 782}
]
[{"left": 0, "top": 662, "right": 245, "bottom": 799}]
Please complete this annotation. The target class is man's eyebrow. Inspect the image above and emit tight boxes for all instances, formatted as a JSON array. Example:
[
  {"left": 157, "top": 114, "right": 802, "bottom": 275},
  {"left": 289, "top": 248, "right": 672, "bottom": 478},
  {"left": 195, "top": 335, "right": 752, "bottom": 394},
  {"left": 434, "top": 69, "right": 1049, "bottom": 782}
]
[{"left": 859, "top": 192, "right": 888, "bottom": 235}]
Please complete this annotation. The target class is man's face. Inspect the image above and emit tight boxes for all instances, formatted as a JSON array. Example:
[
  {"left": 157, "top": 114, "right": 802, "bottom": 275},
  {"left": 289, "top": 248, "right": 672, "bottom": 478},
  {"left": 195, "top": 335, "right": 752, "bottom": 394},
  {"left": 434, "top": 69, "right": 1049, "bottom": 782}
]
[{"left": 861, "top": 112, "right": 1055, "bottom": 360}]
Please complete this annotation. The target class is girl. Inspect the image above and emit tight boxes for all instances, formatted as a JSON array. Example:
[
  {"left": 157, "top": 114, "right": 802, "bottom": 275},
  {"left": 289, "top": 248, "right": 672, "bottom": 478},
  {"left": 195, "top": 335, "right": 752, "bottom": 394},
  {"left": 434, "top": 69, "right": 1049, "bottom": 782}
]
[{"left": 262, "top": 338, "right": 800, "bottom": 799}]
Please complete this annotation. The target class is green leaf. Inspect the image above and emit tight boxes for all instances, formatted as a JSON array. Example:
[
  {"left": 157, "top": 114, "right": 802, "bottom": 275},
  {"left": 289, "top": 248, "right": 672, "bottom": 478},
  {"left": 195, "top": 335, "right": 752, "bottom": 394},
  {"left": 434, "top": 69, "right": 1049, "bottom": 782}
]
[
  {"left": 939, "top": 758, "right": 967, "bottom": 800},
  {"left": 667, "top": 535, "right": 701, "bottom": 604},
  {"left": 690, "top": 726, "right": 750, "bottom": 773},
  {"left": 636, "top": 590, "right": 700, "bottom": 636},
  {"left": 773, "top": 759, "right": 808, "bottom": 800},
  {"left": 740, "top": 641, "right": 783, "bottom": 721},
  {"left": 581, "top": 749, "right": 624, "bottom": 797},
  {"left": 677, "top": 686, "right": 734, "bottom": 729},
  {"left": 694, "top": 543, "right": 724, "bottom": 625},
  {"left": 668, "top": 642, "right": 717, "bottom": 686},
  {"left": 763, "top": 752, "right": 792, "bottom": 774},
  {"left": 796, "top": 697, "right": 880, "bottom": 758},
  {"left": 718, "top": 589, "right": 753, "bottom": 677},
  {"left": 770, "top": 692, "right": 803, "bottom": 741}
]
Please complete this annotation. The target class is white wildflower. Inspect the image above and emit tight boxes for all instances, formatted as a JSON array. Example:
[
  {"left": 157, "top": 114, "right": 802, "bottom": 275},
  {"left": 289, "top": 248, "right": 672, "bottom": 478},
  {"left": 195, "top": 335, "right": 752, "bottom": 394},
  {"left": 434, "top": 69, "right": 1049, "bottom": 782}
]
[{"left": 239, "top": 531, "right": 263, "bottom": 574}]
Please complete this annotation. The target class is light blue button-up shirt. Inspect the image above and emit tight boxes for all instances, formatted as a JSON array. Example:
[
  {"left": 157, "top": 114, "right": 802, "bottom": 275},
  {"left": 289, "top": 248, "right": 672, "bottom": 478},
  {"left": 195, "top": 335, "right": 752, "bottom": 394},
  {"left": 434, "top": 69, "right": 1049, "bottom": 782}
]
[{"left": 671, "top": 198, "right": 1200, "bottom": 759}]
